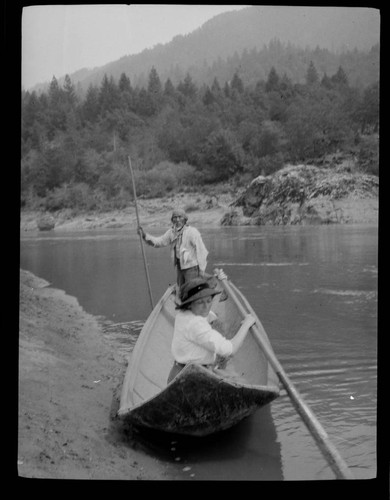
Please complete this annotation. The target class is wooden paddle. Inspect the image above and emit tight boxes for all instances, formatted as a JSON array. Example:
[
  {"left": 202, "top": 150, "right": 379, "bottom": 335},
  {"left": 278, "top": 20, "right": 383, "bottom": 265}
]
[
  {"left": 218, "top": 274, "right": 354, "bottom": 480},
  {"left": 128, "top": 156, "right": 154, "bottom": 310}
]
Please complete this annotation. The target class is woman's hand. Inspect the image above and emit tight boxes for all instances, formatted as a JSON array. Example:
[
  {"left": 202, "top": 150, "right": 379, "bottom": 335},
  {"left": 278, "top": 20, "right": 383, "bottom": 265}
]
[
  {"left": 213, "top": 268, "right": 227, "bottom": 280},
  {"left": 241, "top": 314, "right": 256, "bottom": 329},
  {"left": 230, "top": 314, "right": 256, "bottom": 355}
]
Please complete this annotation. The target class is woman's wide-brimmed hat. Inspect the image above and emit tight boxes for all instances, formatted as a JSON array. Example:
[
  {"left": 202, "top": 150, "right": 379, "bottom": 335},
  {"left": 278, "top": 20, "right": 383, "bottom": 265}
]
[{"left": 178, "top": 278, "right": 221, "bottom": 307}]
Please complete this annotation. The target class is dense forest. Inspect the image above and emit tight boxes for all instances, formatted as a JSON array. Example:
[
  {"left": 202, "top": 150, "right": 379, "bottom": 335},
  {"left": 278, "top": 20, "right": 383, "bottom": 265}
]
[{"left": 21, "top": 58, "right": 379, "bottom": 213}]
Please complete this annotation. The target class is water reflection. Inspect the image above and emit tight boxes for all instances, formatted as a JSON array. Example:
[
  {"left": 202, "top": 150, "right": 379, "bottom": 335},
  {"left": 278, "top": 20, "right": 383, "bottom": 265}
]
[{"left": 127, "top": 405, "right": 283, "bottom": 481}]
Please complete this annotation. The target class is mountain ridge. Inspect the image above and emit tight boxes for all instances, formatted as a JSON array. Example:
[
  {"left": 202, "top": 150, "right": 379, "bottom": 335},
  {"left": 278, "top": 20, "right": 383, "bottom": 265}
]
[{"left": 28, "top": 6, "right": 380, "bottom": 93}]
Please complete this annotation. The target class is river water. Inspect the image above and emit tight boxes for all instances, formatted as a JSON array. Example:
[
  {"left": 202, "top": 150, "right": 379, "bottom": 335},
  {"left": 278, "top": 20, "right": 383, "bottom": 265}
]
[{"left": 20, "top": 224, "right": 378, "bottom": 480}]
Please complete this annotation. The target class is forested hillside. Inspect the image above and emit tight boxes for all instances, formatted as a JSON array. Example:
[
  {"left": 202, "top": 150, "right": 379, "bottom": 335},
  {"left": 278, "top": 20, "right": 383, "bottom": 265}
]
[
  {"left": 21, "top": 59, "right": 379, "bottom": 213},
  {"left": 77, "top": 40, "right": 379, "bottom": 97}
]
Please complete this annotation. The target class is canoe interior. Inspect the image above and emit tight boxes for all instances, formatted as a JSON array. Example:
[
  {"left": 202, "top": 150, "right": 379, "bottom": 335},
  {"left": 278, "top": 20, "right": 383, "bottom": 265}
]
[{"left": 118, "top": 280, "right": 280, "bottom": 432}]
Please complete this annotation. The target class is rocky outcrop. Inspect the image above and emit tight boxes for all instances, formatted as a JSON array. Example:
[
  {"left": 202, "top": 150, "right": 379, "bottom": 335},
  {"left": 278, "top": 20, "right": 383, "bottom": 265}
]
[{"left": 223, "top": 164, "right": 378, "bottom": 225}]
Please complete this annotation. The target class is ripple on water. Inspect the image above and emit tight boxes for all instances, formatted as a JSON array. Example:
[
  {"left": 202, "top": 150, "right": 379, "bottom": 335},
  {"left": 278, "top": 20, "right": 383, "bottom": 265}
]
[
  {"left": 270, "top": 345, "right": 377, "bottom": 479},
  {"left": 101, "top": 319, "right": 144, "bottom": 357},
  {"left": 313, "top": 288, "right": 377, "bottom": 300}
]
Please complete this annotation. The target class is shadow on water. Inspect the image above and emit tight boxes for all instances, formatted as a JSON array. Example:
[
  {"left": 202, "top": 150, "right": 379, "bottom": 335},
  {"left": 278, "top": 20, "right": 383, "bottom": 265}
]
[{"left": 109, "top": 396, "right": 283, "bottom": 480}]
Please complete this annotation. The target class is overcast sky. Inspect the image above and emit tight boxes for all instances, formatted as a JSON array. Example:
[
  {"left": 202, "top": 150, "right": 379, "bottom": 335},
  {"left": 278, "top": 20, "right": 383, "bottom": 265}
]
[{"left": 22, "top": 4, "right": 247, "bottom": 90}]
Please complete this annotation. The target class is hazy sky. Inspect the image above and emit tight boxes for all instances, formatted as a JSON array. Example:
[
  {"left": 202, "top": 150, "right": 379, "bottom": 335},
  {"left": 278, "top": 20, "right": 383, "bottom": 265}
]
[{"left": 22, "top": 4, "right": 247, "bottom": 90}]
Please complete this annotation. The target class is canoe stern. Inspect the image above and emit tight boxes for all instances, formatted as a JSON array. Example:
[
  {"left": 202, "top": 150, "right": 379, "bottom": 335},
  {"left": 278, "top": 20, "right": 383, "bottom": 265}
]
[{"left": 120, "top": 364, "right": 279, "bottom": 436}]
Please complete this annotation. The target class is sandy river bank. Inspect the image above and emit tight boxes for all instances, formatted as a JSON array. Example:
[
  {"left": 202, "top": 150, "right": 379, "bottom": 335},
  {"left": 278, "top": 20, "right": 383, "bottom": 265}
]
[
  {"left": 20, "top": 193, "right": 235, "bottom": 233},
  {"left": 18, "top": 269, "right": 177, "bottom": 480}
]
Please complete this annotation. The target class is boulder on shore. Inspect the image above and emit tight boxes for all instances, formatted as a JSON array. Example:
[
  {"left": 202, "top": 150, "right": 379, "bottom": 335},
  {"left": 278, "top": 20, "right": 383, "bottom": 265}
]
[{"left": 37, "top": 214, "right": 56, "bottom": 231}]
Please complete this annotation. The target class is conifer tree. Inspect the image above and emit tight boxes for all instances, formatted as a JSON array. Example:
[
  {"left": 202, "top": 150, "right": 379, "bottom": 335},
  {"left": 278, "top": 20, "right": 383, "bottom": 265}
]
[
  {"left": 331, "top": 66, "right": 349, "bottom": 87},
  {"left": 265, "top": 67, "right": 280, "bottom": 92},
  {"left": 48, "top": 76, "right": 62, "bottom": 105},
  {"left": 47, "top": 75, "right": 67, "bottom": 136},
  {"left": 147, "top": 67, "right": 162, "bottom": 96},
  {"left": 306, "top": 61, "right": 319, "bottom": 85},
  {"left": 145, "top": 67, "right": 163, "bottom": 114},
  {"left": 231, "top": 72, "right": 244, "bottom": 94},
  {"left": 164, "top": 78, "right": 176, "bottom": 97},
  {"left": 22, "top": 91, "right": 42, "bottom": 147},
  {"left": 202, "top": 86, "right": 215, "bottom": 107},
  {"left": 135, "top": 87, "right": 156, "bottom": 116},
  {"left": 321, "top": 73, "right": 332, "bottom": 89},
  {"left": 118, "top": 73, "right": 134, "bottom": 111},
  {"left": 177, "top": 73, "right": 197, "bottom": 99},
  {"left": 118, "top": 73, "right": 132, "bottom": 93},
  {"left": 82, "top": 84, "right": 100, "bottom": 123},
  {"left": 63, "top": 74, "right": 77, "bottom": 107},
  {"left": 99, "top": 74, "right": 120, "bottom": 114}
]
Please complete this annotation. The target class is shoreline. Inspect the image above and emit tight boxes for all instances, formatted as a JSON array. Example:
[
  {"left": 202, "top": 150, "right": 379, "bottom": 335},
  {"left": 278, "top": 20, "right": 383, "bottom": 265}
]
[
  {"left": 20, "top": 191, "right": 378, "bottom": 234},
  {"left": 20, "top": 193, "right": 236, "bottom": 233},
  {"left": 18, "top": 269, "right": 176, "bottom": 480}
]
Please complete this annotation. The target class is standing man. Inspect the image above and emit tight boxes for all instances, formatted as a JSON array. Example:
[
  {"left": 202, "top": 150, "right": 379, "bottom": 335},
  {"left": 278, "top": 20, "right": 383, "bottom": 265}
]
[{"left": 137, "top": 208, "right": 209, "bottom": 288}]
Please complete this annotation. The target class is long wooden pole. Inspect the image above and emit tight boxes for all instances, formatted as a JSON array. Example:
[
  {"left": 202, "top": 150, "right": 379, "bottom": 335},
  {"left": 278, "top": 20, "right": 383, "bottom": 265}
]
[
  {"left": 220, "top": 277, "right": 354, "bottom": 480},
  {"left": 128, "top": 156, "right": 154, "bottom": 310}
]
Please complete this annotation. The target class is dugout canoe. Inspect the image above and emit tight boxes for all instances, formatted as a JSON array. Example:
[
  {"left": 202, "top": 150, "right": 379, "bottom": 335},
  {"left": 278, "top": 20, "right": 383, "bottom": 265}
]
[{"left": 118, "top": 278, "right": 280, "bottom": 436}]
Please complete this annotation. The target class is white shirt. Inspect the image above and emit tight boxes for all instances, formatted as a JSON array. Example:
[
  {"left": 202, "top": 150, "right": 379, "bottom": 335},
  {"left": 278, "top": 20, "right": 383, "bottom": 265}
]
[
  {"left": 172, "top": 310, "right": 233, "bottom": 365},
  {"left": 144, "top": 225, "right": 208, "bottom": 272}
]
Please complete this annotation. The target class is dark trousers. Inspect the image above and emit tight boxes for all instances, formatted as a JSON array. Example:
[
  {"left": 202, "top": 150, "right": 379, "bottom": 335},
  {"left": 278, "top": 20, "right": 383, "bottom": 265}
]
[
  {"left": 175, "top": 259, "right": 200, "bottom": 287},
  {"left": 175, "top": 259, "right": 218, "bottom": 288},
  {"left": 167, "top": 361, "right": 212, "bottom": 384}
]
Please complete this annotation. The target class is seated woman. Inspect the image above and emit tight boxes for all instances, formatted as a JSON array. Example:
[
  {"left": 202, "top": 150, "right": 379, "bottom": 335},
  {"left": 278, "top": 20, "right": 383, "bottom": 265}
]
[{"left": 167, "top": 275, "right": 255, "bottom": 383}]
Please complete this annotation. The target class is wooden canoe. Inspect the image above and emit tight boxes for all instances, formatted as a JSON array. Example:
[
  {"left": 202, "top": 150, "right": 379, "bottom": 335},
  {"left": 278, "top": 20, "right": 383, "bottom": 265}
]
[{"left": 118, "top": 279, "right": 280, "bottom": 436}]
